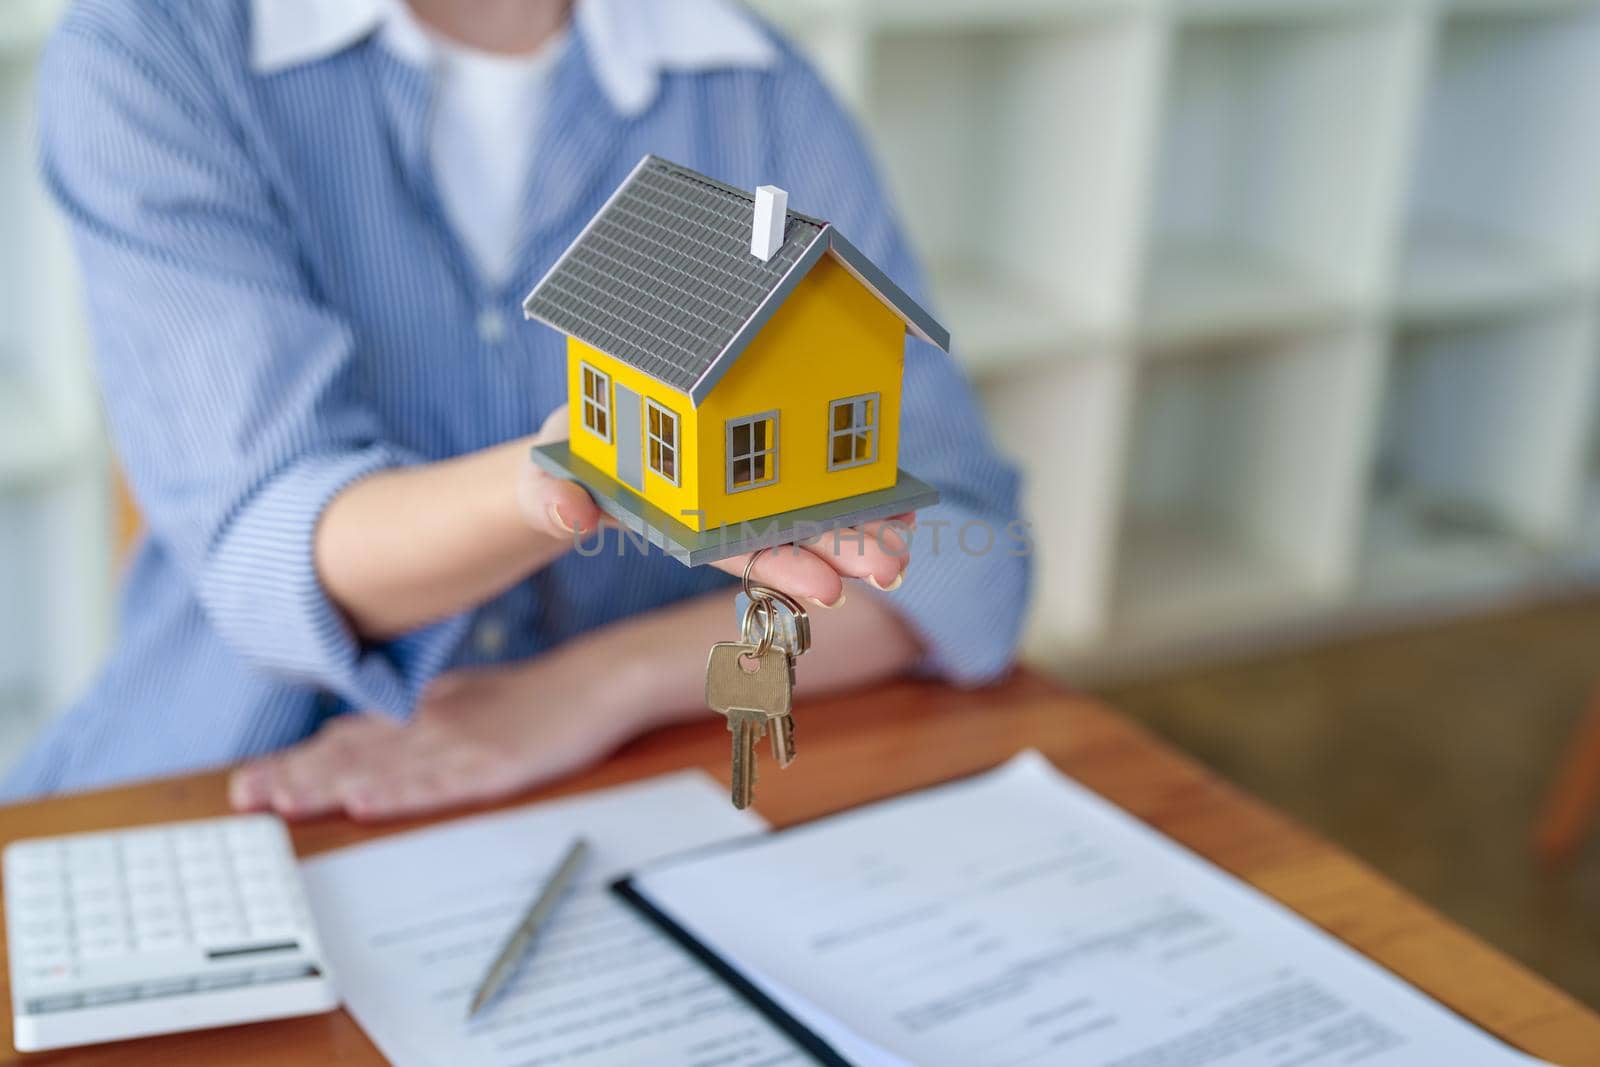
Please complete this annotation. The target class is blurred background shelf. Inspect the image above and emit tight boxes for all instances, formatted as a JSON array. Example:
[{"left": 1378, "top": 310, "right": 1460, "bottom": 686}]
[
  {"left": 861, "top": 10, "right": 1163, "bottom": 371},
  {"left": 930, "top": 261, "right": 1114, "bottom": 377},
  {"left": 1136, "top": 243, "right": 1356, "bottom": 350},
  {"left": 0, "top": 0, "right": 56, "bottom": 58},
  {"left": 1403, "top": 2, "right": 1600, "bottom": 312},
  {"left": 760, "top": 0, "right": 1600, "bottom": 673},
  {"left": 1108, "top": 330, "right": 1378, "bottom": 637},
  {"left": 1140, "top": 6, "right": 1421, "bottom": 327},
  {"left": 0, "top": 0, "right": 109, "bottom": 756},
  {"left": 1396, "top": 226, "right": 1590, "bottom": 326},
  {"left": 0, "top": 378, "right": 98, "bottom": 490}
]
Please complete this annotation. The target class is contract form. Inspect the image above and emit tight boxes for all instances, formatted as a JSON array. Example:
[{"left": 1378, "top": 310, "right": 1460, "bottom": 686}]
[
  {"left": 300, "top": 772, "right": 814, "bottom": 1067},
  {"left": 627, "top": 752, "right": 1553, "bottom": 1067}
]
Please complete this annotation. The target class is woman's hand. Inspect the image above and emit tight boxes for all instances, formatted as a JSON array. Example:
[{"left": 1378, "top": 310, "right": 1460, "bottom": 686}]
[
  {"left": 712, "top": 515, "right": 914, "bottom": 611},
  {"left": 227, "top": 571, "right": 926, "bottom": 823},
  {"left": 228, "top": 657, "right": 639, "bottom": 821},
  {"left": 516, "top": 404, "right": 605, "bottom": 542},
  {"left": 314, "top": 405, "right": 604, "bottom": 640}
]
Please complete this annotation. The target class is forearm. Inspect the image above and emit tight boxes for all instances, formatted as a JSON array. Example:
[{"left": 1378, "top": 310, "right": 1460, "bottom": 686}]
[
  {"left": 315, "top": 437, "right": 563, "bottom": 638},
  {"left": 564, "top": 587, "right": 923, "bottom": 735}
]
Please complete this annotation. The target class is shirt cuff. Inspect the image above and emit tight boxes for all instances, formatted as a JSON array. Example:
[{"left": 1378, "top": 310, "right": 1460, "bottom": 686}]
[
  {"left": 199, "top": 447, "right": 470, "bottom": 715},
  {"left": 871, "top": 500, "right": 1032, "bottom": 687}
]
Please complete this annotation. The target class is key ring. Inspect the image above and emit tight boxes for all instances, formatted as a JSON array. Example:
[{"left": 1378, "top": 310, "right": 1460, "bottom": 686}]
[
  {"left": 742, "top": 550, "right": 810, "bottom": 620},
  {"left": 740, "top": 549, "right": 775, "bottom": 657},
  {"left": 739, "top": 547, "right": 811, "bottom": 660},
  {"left": 741, "top": 548, "right": 769, "bottom": 602},
  {"left": 740, "top": 596, "right": 776, "bottom": 659}
]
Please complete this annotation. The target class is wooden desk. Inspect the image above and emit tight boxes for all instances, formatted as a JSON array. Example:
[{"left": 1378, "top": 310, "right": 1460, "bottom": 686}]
[{"left": 2, "top": 673, "right": 1596, "bottom": 1066}]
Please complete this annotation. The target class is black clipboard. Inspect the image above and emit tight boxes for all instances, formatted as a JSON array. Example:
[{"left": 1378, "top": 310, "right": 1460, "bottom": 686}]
[
  {"left": 609, "top": 763, "right": 1023, "bottom": 1067},
  {"left": 611, "top": 875, "right": 856, "bottom": 1067}
]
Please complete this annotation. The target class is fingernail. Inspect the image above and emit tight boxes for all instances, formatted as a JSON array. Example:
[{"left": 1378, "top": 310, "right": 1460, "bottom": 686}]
[
  {"left": 548, "top": 503, "right": 575, "bottom": 534},
  {"left": 867, "top": 572, "right": 904, "bottom": 592},
  {"left": 808, "top": 591, "right": 847, "bottom": 610},
  {"left": 232, "top": 771, "right": 265, "bottom": 806}
]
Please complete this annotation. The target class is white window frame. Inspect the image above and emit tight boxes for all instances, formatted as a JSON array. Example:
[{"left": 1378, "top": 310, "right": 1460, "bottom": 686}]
[
  {"left": 827, "top": 393, "right": 880, "bottom": 471},
  {"left": 580, "top": 363, "right": 611, "bottom": 443},
  {"left": 725, "top": 411, "right": 780, "bottom": 493},
  {"left": 645, "top": 398, "right": 681, "bottom": 486}
]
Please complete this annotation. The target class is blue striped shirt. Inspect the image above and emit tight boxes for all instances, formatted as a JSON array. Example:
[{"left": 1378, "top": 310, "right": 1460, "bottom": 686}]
[{"left": 5, "top": 0, "right": 1028, "bottom": 798}]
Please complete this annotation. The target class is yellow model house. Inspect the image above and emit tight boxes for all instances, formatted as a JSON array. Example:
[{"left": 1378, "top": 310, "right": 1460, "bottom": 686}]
[{"left": 522, "top": 155, "right": 946, "bottom": 565}]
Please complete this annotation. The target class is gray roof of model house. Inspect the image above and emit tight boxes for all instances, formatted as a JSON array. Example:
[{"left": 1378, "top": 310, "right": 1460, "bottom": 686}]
[{"left": 522, "top": 155, "right": 949, "bottom": 405}]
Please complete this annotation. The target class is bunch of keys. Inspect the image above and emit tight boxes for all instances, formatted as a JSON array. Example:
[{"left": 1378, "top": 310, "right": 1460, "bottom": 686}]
[{"left": 705, "top": 550, "right": 812, "bottom": 810}]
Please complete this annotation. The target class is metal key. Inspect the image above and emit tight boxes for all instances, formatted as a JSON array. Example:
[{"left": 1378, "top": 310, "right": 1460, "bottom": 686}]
[
  {"left": 724, "top": 708, "right": 767, "bottom": 811},
  {"left": 706, "top": 641, "right": 793, "bottom": 809},
  {"left": 736, "top": 588, "right": 810, "bottom": 769}
]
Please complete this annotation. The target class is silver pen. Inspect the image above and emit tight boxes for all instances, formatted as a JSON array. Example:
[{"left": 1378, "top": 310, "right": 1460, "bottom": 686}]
[{"left": 466, "top": 837, "right": 591, "bottom": 1020}]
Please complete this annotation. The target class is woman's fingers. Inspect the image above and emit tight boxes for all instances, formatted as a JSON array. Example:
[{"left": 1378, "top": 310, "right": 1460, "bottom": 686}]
[
  {"left": 229, "top": 714, "right": 402, "bottom": 820},
  {"left": 522, "top": 472, "right": 604, "bottom": 538},
  {"left": 713, "top": 514, "right": 917, "bottom": 607},
  {"left": 517, "top": 404, "right": 605, "bottom": 538},
  {"left": 269, "top": 715, "right": 395, "bottom": 817},
  {"left": 227, "top": 762, "right": 274, "bottom": 811},
  {"left": 802, "top": 518, "right": 912, "bottom": 591},
  {"left": 715, "top": 545, "right": 847, "bottom": 609},
  {"left": 337, "top": 744, "right": 517, "bottom": 821}
]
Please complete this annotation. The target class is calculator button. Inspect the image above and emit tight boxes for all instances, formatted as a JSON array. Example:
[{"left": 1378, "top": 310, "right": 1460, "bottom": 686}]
[
  {"left": 187, "top": 893, "right": 236, "bottom": 918},
  {"left": 24, "top": 962, "right": 75, "bottom": 985},
  {"left": 65, "top": 839, "right": 116, "bottom": 864},
  {"left": 253, "top": 961, "right": 314, "bottom": 984},
  {"left": 131, "top": 900, "right": 180, "bottom": 922},
  {"left": 68, "top": 884, "right": 119, "bottom": 909},
  {"left": 14, "top": 890, "right": 66, "bottom": 913},
  {"left": 72, "top": 910, "right": 128, "bottom": 935},
  {"left": 81, "top": 985, "right": 141, "bottom": 1007},
  {"left": 25, "top": 993, "right": 84, "bottom": 1015},
  {"left": 134, "top": 931, "right": 187, "bottom": 953},
  {"left": 194, "top": 971, "right": 252, "bottom": 992},
  {"left": 78, "top": 937, "right": 132, "bottom": 961},
  {"left": 246, "top": 919, "right": 298, "bottom": 942},
  {"left": 120, "top": 840, "right": 167, "bottom": 863},
  {"left": 195, "top": 922, "right": 249, "bottom": 945},
  {"left": 16, "top": 919, "right": 71, "bottom": 943},
  {"left": 138, "top": 976, "right": 196, "bottom": 999}
]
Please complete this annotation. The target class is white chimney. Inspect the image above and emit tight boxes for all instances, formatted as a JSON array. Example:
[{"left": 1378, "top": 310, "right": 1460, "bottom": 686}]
[{"left": 751, "top": 185, "right": 788, "bottom": 262}]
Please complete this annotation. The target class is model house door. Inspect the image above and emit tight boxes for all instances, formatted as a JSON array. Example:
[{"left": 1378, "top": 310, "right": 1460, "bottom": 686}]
[{"left": 614, "top": 383, "right": 643, "bottom": 491}]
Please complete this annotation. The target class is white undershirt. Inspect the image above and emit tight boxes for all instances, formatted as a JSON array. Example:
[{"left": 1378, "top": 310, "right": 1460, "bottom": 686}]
[{"left": 383, "top": 3, "right": 566, "bottom": 287}]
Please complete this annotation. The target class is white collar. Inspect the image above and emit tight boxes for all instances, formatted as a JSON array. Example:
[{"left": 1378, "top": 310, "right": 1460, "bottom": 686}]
[{"left": 250, "top": 0, "right": 777, "bottom": 115}]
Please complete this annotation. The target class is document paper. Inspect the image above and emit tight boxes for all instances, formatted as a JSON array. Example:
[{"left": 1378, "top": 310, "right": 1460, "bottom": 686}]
[
  {"left": 631, "top": 752, "right": 1552, "bottom": 1067},
  {"left": 300, "top": 772, "right": 815, "bottom": 1067}
]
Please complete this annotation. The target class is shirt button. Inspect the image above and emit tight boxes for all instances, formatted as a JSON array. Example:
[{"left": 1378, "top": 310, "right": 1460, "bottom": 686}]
[
  {"left": 473, "top": 617, "right": 508, "bottom": 657},
  {"left": 477, "top": 308, "right": 507, "bottom": 345}
]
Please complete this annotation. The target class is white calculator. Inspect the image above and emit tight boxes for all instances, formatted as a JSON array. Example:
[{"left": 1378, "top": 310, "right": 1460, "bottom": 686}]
[{"left": 3, "top": 814, "right": 337, "bottom": 1052}]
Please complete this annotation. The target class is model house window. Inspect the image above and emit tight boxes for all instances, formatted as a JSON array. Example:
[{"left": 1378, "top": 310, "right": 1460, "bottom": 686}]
[
  {"left": 727, "top": 413, "right": 779, "bottom": 492},
  {"left": 828, "top": 394, "right": 879, "bottom": 470},
  {"left": 646, "top": 399, "right": 679, "bottom": 485},
  {"left": 580, "top": 364, "right": 611, "bottom": 441}
]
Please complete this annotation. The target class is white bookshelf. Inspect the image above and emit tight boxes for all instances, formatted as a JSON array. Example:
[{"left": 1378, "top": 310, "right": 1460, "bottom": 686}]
[
  {"left": 756, "top": 0, "right": 1600, "bottom": 676},
  {"left": 1140, "top": 4, "right": 1424, "bottom": 348},
  {"left": 1110, "top": 328, "right": 1381, "bottom": 639},
  {"left": 1399, "top": 2, "right": 1600, "bottom": 324},
  {"left": 861, "top": 7, "right": 1165, "bottom": 374},
  {"left": 0, "top": 0, "right": 108, "bottom": 770},
  {"left": 1362, "top": 305, "right": 1599, "bottom": 598}
]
